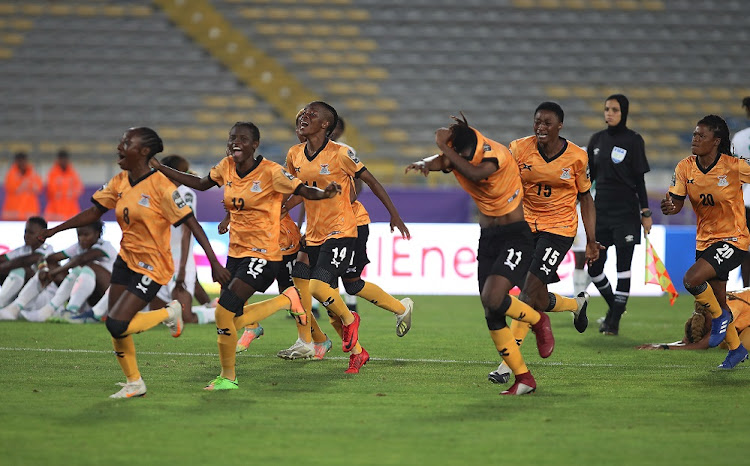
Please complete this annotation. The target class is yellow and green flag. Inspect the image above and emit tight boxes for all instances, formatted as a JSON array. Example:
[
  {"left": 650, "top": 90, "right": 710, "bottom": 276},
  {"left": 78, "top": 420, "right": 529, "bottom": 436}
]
[{"left": 644, "top": 235, "right": 678, "bottom": 305}]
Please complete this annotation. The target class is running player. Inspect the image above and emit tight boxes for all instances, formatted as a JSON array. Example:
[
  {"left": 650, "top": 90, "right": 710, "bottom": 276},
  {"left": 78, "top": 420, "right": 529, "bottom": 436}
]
[
  {"left": 406, "top": 113, "right": 554, "bottom": 395},
  {"left": 285, "top": 101, "right": 410, "bottom": 374},
  {"left": 38, "top": 127, "right": 231, "bottom": 398},
  {"left": 661, "top": 114, "right": 750, "bottom": 369},
  {"left": 151, "top": 121, "right": 341, "bottom": 390}
]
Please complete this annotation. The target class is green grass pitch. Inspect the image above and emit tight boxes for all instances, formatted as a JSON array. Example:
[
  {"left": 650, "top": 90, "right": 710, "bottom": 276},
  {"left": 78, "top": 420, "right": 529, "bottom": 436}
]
[{"left": 1, "top": 295, "right": 748, "bottom": 465}]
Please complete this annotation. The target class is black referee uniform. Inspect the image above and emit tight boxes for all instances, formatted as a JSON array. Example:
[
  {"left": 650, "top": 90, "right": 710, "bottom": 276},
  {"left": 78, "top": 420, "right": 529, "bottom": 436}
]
[{"left": 586, "top": 94, "right": 650, "bottom": 335}]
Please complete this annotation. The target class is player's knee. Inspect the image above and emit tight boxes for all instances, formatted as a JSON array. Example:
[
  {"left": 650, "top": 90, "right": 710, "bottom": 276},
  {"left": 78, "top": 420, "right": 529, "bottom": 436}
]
[
  {"left": 292, "top": 261, "right": 310, "bottom": 280},
  {"left": 342, "top": 279, "right": 365, "bottom": 296},
  {"left": 310, "top": 267, "right": 338, "bottom": 289},
  {"left": 685, "top": 279, "right": 707, "bottom": 296},
  {"left": 218, "top": 289, "right": 245, "bottom": 317},
  {"left": 484, "top": 295, "right": 511, "bottom": 330},
  {"left": 105, "top": 317, "right": 129, "bottom": 339}
]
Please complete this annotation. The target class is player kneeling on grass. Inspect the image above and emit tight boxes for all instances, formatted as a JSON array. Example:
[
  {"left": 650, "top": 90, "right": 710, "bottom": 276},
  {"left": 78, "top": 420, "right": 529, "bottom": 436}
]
[{"left": 406, "top": 113, "right": 555, "bottom": 395}]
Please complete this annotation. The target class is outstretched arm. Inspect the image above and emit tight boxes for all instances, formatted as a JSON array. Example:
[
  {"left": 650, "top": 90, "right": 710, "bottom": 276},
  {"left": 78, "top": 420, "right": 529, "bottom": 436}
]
[
  {"left": 405, "top": 153, "right": 450, "bottom": 176},
  {"left": 150, "top": 157, "right": 217, "bottom": 191},
  {"left": 359, "top": 170, "right": 410, "bottom": 239},
  {"left": 39, "top": 206, "right": 104, "bottom": 241}
]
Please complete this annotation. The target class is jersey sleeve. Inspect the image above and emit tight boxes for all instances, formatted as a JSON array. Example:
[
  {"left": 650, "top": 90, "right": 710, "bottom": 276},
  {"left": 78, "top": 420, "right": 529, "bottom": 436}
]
[
  {"left": 340, "top": 146, "right": 366, "bottom": 177},
  {"left": 91, "top": 177, "right": 119, "bottom": 211},
  {"left": 61, "top": 243, "right": 81, "bottom": 259},
  {"left": 739, "top": 158, "right": 750, "bottom": 184},
  {"left": 161, "top": 185, "right": 194, "bottom": 226},
  {"left": 181, "top": 188, "right": 197, "bottom": 217},
  {"left": 669, "top": 160, "right": 688, "bottom": 199},
  {"left": 209, "top": 158, "right": 228, "bottom": 187},
  {"left": 575, "top": 152, "right": 592, "bottom": 193},
  {"left": 630, "top": 133, "right": 650, "bottom": 175},
  {"left": 271, "top": 165, "right": 304, "bottom": 194}
]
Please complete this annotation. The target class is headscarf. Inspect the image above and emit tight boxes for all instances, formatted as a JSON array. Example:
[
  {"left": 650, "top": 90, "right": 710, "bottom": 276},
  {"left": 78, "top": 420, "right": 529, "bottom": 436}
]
[{"left": 606, "top": 94, "right": 629, "bottom": 135}]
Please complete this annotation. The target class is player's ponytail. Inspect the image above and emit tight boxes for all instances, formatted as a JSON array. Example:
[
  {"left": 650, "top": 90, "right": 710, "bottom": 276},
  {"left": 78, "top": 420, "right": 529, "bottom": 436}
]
[{"left": 684, "top": 302, "right": 711, "bottom": 343}]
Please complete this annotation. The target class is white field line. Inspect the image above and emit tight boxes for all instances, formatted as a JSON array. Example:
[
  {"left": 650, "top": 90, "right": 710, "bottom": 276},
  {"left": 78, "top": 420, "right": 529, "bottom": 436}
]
[{"left": 0, "top": 346, "right": 699, "bottom": 369}]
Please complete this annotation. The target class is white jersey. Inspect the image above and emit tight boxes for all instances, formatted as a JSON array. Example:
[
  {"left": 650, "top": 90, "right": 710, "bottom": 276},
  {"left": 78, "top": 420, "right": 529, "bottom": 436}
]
[
  {"left": 733, "top": 127, "right": 750, "bottom": 207},
  {"left": 4, "top": 243, "right": 54, "bottom": 272},
  {"left": 170, "top": 185, "right": 197, "bottom": 277},
  {"left": 60, "top": 238, "right": 118, "bottom": 273}
]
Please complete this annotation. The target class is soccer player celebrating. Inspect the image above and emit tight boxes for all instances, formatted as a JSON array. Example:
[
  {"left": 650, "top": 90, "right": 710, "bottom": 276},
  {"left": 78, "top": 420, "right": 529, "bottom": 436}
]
[
  {"left": 406, "top": 113, "right": 554, "bottom": 395},
  {"left": 38, "top": 127, "right": 231, "bottom": 398},
  {"left": 661, "top": 115, "right": 749, "bottom": 369},
  {"left": 151, "top": 121, "right": 341, "bottom": 390},
  {"left": 285, "top": 101, "right": 410, "bottom": 374}
]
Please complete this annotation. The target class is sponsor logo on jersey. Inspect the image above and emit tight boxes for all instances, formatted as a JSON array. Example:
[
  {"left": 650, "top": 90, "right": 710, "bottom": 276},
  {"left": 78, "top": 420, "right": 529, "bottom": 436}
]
[
  {"left": 521, "top": 163, "right": 532, "bottom": 171},
  {"left": 138, "top": 194, "right": 151, "bottom": 208},
  {"left": 320, "top": 164, "right": 330, "bottom": 175},
  {"left": 625, "top": 234, "right": 635, "bottom": 243},
  {"left": 251, "top": 181, "right": 262, "bottom": 192},
  {"left": 560, "top": 168, "right": 571, "bottom": 180},
  {"left": 172, "top": 191, "right": 186, "bottom": 208},
  {"left": 717, "top": 175, "right": 728, "bottom": 187},
  {"left": 483, "top": 143, "right": 491, "bottom": 152},
  {"left": 593, "top": 147, "right": 600, "bottom": 156},
  {"left": 183, "top": 192, "right": 194, "bottom": 206},
  {"left": 347, "top": 149, "right": 360, "bottom": 164},
  {"left": 507, "top": 188, "right": 520, "bottom": 204},
  {"left": 611, "top": 146, "right": 627, "bottom": 163},
  {"left": 687, "top": 178, "right": 694, "bottom": 184}
]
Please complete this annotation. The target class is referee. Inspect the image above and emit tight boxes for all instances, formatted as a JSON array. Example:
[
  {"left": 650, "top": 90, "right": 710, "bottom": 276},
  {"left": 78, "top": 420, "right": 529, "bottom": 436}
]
[{"left": 586, "top": 94, "right": 652, "bottom": 335}]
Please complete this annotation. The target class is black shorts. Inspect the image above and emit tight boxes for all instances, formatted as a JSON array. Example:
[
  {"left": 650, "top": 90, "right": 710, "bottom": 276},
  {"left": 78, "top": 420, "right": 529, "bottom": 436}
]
[
  {"left": 343, "top": 225, "right": 370, "bottom": 279},
  {"left": 110, "top": 255, "right": 163, "bottom": 302},
  {"left": 477, "top": 221, "right": 534, "bottom": 292},
  {"left": 226, "top": 255, "right": 281, "bottom": 293},
  {"left": 304, "top": 237, "right": 356, "bottom": 279},
  {"left": 528, "top": 232, "right": 575, "bottom": 284},
  {"left": 696, "top": 242, "right": 747, "bottom": 281},
  {"left": 596, "top": 221, "right": 641, "bottom": 248},
  {"left": 276, "top": 253, "right": 297, "bottom": 291}
]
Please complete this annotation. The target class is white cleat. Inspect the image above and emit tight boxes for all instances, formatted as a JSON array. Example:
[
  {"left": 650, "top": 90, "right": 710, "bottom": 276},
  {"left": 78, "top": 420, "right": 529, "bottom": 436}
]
[
  {"left": 109, "top": 377, "right": 147, "bottom": 399},
  {"left": 163, "top": 300, "right": 183, "bottom": 337},
  {"left": 21, "top": 304, "right": 57, "bottom": 322},
  {"left": 396, "top": 297, "right": 414, "bottom": 337},
  {"left": 0, "top": 302, "right": 22, "bottom": 321},
  {"left": 488, "top": 362, "right": 511, "bottom": 384},
  {"left": 276, "top": 338, "right": 315, "bottom": 360}
]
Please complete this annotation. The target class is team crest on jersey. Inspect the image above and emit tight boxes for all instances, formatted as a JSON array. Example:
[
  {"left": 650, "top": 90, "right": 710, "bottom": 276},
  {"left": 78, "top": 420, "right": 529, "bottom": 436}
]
[
  {"left": 347, "top": 149, "right": 360, "bottom": 164},
  {"left": 560, "top": 168, "right": 571, "bottom": 180},
  {"left": 282, "top": 169, "right": 294, "bottom": 181},
  {"left": 172, "top": 191, "right": 186, "bottom": 208},
  {"left": 611, "top": 146, "right": 627, "bottom": 163},
  {"left": 138, "top": 194, "right": 151, "bottom": 208},
  {"left": 251, "top": 181, "right": 262, "bottom": 192},
  {"left": 717, "top": 175, "right": 728, "bottom": 187},
  {"left": 320, "top": 164, "right": 330, "bottom": 175}
]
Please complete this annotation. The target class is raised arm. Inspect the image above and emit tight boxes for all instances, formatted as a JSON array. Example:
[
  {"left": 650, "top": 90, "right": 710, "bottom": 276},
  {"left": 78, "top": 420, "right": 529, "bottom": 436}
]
[
  {"left": 359, "top": 170, "right": 410, "bottom": 239},
  {"left": 150, "top": 157, "right": 217, "bottom": 191}
]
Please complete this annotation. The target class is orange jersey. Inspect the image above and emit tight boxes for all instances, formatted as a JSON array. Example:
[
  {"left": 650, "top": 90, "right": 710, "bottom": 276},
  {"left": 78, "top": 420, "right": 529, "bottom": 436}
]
[
  {"left": 669, "top": 154, "right": 750, "bottom": 251},
  {"left": 509, "top": 136, "right": 591, "bottom": 237},
  {"left": 728, "top": 289, "right": 750, "bottom": 330},
  {"left": 279, "top": 212, "right": 302, "bottom": 256},
  {"left": 449, "top": 128, "right": 523, "bottom": 217},
  {"left": 44, "top": 163, "right": 83, "bottom": 221},
  {"left": 210, "top": 156, "right": 303, "bottom": 261},
  {"left": 2, "top": 164, "right": 42, "bottom": 221},
  {"left": 93, "top": 170, "right": 192, "bottom": 285},
  {"left": 286, "top": 139, "right": 364, "bottom": 246},
  {"left": 352, "top": 200, "right": 370, "bottom": 227}
]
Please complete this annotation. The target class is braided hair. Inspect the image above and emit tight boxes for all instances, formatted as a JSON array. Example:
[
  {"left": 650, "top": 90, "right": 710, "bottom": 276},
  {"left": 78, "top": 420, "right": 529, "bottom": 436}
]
[
  {"left": 684, "top": 302, "right": 712, "bottom": 343},
  {"left": 448, "top": 112, "right": 477, "bottom": 156},
  {"left": 697, "top": 114, "right": 731, "bottom": 156},
  {"left": 131, "top": 127, "right": 164, "bottom": 159}
]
